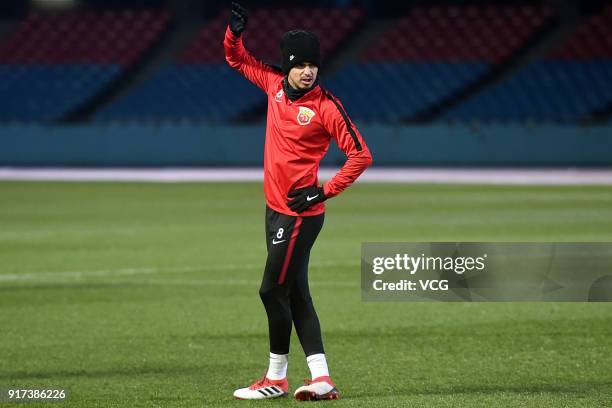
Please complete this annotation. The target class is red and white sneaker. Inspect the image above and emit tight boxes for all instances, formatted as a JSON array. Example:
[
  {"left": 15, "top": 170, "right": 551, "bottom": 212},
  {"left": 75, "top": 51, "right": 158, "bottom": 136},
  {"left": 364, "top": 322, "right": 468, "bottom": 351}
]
[
  {"left": 293, "top": 376, "right": 340, "bottom": 401},
  {"left": 233, "top": 373, "right": 289, "bottom": 400}
]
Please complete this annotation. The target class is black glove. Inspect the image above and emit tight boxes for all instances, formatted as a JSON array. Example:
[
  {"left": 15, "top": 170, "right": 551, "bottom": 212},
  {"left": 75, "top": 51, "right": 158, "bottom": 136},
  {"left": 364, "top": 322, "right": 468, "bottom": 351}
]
[
  {"left": 229, "top": 1, "right": 248, "bottom": 36},
  {"left": 287, "top": 186, "right": 326, "bottom": 213}
]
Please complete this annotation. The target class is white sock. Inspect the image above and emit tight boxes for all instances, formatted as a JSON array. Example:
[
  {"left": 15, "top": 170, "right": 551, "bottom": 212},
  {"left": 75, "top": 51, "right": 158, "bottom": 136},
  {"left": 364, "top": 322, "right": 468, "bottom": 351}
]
[
  {"left": 306, "top": 353, "right": 329, "bottom": 379},
  {"left": 267, "top": 352, "right": 288, "bottom": 380}
]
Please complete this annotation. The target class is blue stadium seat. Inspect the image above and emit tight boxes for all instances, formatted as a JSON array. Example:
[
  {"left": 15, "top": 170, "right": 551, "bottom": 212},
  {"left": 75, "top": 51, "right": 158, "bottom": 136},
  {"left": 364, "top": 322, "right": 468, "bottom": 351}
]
[
  {"left": 96, "top": 64, "right": 265, "bottom": 122},
  {"left": 0, "top": 64, "right": 120, "bottom": 122},
  {"left": 325, "top": 61, "right": 489, "bottom": 122},
  {"left": 444, "top": 60, "right": 612, "bottom": 123}
]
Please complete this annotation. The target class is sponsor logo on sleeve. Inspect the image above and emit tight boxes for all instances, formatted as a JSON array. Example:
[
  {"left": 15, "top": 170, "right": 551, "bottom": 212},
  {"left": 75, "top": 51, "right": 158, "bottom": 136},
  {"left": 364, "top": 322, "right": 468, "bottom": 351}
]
[{"left": 275, "top": 89, "right": 284, "bottom": 102}]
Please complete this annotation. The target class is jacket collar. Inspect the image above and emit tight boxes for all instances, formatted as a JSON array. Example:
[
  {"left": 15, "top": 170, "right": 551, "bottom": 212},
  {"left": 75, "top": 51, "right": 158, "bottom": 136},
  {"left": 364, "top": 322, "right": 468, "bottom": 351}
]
[{"left": 282, "top": 76, "right": 320, "bottom": 102}]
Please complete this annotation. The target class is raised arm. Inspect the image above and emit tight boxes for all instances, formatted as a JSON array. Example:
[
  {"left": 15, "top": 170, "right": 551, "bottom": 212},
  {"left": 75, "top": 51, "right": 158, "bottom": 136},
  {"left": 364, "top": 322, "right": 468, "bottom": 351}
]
[{"left": 224, "top": 2, "right": 281, "bottom": 92}]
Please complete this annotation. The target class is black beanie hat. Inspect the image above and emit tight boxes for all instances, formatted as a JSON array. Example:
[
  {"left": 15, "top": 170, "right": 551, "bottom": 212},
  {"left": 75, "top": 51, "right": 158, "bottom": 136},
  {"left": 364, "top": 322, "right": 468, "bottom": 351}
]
[{"left": 280, "top": 29, "right": 321, "bottom": 75}]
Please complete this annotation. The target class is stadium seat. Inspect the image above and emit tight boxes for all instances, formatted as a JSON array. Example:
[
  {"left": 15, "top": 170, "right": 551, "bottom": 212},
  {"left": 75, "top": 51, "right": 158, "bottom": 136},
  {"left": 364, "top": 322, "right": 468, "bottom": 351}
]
[
  {"left": 0, "top": 8, "right": 171, "bottom": 122},
  {"left": 444, "top": 5, "right": 612, "bottom": 123},
  {"left": 326, "top": 5, "right": 553, "bottom": 123},
  {"left": 97, "top": 6, "right": 364, "bottom": 122}
]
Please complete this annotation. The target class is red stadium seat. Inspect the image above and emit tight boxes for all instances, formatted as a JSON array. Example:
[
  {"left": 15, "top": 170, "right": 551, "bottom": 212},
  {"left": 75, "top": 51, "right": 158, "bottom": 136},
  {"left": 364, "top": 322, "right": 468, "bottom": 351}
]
[
  {"left": 549, "top": 5, "right": 612, "bottom": 59},
  {"left": 361, "top": 5, "right": 553, "bottom": 63},
  {"left": 0, "top": 8, "right": 171, "bottom": 66},
  {"left": 177, "top": 6, "right": 363, "bottom": 65}
]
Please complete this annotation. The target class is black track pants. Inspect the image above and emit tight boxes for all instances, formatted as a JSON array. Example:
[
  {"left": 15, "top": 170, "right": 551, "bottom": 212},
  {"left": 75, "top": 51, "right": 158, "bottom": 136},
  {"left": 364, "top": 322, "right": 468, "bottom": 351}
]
[{"left": 259, "top": 206, "right": 325, "bottom": 356}]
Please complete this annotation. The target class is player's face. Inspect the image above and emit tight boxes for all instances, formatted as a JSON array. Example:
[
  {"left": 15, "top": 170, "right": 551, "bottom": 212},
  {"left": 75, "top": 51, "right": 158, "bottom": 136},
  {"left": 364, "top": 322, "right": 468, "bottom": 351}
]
[{"left": 287, "top": 62, "right": 318, "bottom": 90}]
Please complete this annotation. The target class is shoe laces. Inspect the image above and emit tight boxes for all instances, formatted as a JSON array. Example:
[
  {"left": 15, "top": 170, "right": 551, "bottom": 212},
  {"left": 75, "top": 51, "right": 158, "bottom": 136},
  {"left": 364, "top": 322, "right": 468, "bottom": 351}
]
[
  {"left": 250, "top": 372, "right": 283, "bottom": 390},
  {"left": 304, "top": 376, "right": 335, "bottom": 387},
  {"left": 249, "top": 373, "right": 267, "bottom": 389}
]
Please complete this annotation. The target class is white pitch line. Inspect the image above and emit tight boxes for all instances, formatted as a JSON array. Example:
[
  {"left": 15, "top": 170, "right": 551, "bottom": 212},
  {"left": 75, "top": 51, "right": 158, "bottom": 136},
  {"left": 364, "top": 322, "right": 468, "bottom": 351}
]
[
  {"left": 0, "top": 264, "right": 249, "bottom": 282},
  {"left": 125, "top": 277, "right": 359, "bottom": 288},
  {"left": 2, "top": 167, "right": 612, "bottom": 185},
  {"left": 0, "top": 168, "right": 262, "bottom": 182},
  {"left": 0, "top": 267, "right": 159, "bottom": 282},
  {"left": 0, "top": 261, "right": 359, "bottom": 283}
]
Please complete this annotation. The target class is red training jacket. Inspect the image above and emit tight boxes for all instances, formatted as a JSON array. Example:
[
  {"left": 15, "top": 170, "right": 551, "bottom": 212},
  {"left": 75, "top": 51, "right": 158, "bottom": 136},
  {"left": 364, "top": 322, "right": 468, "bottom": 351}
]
[{"left": 224, "top": 26, "right": 372, "bottom": 216}]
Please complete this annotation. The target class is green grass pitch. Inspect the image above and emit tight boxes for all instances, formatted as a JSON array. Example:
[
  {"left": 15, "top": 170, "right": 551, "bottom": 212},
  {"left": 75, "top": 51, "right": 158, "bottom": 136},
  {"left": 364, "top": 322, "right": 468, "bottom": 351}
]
[{"left": 1, "top": 181, "right": 611, "bottom": 407}]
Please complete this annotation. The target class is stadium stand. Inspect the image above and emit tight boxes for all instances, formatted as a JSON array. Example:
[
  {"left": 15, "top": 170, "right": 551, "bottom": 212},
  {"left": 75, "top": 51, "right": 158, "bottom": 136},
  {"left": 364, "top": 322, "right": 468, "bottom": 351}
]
[
  {"left": 96, "top": 7, "right": 364, "bottom": 122},
  {"left": 0, "top": 8, "right": 171, "bottom": 122},
  {"left": 326, "top": 5, "right": 554, "bottom": 122},
  {"left": 444, "top": 5, "right": 612, "bottom": 123},
  {"left": 2, "top": 3, "right": 610, "bottom": 125}
]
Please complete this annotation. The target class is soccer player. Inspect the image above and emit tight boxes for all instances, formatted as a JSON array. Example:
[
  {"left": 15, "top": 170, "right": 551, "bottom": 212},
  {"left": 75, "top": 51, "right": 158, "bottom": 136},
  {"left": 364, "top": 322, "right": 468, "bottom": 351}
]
[{"left": 225, "top": 1, "right": 372, "bottom": 401}]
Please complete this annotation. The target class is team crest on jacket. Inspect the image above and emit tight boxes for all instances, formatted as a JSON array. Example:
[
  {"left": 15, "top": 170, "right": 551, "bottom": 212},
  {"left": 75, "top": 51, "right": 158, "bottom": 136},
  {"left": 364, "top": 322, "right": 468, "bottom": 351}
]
[{"left": 297, "top": 106, "right": 315, "bottom": 125}]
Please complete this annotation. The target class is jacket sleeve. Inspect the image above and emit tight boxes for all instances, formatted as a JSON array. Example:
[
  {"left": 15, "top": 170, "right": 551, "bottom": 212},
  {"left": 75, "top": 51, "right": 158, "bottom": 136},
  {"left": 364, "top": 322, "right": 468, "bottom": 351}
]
[
  {"left": 224, "top": 26, "right": 280, "bottom": 92},
  {"left": 321, "top": 94, "right": 373, "bottom": 198}
]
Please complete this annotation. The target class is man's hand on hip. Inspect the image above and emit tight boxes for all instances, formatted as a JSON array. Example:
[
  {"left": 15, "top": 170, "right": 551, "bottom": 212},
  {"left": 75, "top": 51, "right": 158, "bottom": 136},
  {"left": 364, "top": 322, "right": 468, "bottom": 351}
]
[{"left": 287, "top": 186, "right": 326, "bottom": 213}]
